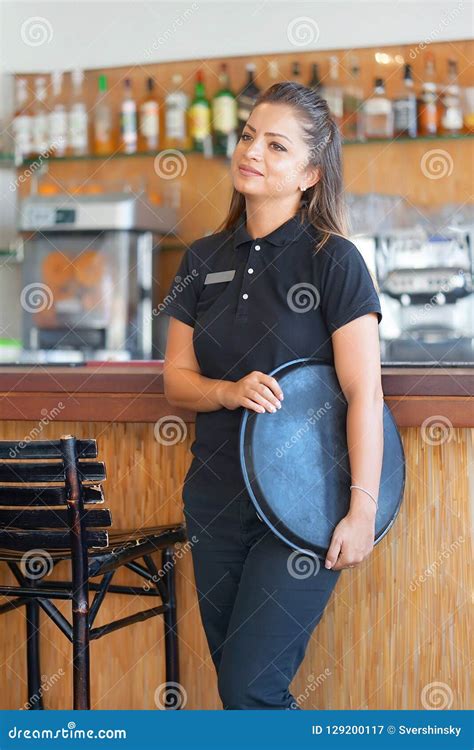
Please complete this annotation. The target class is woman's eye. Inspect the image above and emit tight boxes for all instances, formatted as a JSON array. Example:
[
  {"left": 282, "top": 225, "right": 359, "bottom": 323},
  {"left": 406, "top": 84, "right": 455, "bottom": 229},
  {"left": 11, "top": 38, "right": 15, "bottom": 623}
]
[
  {"left": 271, "top": 142, "right": 286, "bottom": 151},
  {"left": 241, "top": 133, "right": 251, "bottom": 140}
]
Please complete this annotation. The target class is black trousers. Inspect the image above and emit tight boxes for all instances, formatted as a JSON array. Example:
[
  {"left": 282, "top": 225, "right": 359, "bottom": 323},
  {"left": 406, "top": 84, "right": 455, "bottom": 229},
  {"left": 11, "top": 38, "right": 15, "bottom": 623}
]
[{"left": 182, "top": 466, "right": 341, "bottom": 710}]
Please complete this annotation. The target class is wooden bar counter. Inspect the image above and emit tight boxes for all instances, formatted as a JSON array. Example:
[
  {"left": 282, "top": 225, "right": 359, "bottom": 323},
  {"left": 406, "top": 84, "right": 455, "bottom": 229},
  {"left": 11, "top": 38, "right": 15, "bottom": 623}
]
[{"left": 0, "top": 362, "right": 472, "bottom": 710}]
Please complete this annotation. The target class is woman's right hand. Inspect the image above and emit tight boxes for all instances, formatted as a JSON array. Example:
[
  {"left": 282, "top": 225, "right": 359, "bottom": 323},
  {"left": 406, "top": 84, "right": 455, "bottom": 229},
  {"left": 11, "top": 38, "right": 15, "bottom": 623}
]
[{"left": 218, "top": 371, "right": 284, "bottom": 413}]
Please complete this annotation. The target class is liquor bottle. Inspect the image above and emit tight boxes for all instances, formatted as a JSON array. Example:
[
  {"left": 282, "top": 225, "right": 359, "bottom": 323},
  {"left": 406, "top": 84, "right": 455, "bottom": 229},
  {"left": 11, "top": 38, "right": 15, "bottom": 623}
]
[
  {"left": 93, "top": 74, "right": 113, "bottom": 155},
  {"left": 120, "top": 78, "right": 137, "bottom": 154},
  {"left": 212, "top": 63, "right": 237, "bottom": 157},
  {"left": 139, "top": 77, "right": 160, "bottom": 151},
  {"left": 237, "top": 63, "right": 260, "bottom": 136},
  {"left": 342, "top": 59, "right": 364, "bottom": 141},
  {"left": 32, "top": 77, "right": 49, "bottom": 156},
  {"left": 49, "top": 71, "right": 67, "bottom": 155},
  {"left": 363, "top": 77, "right": 394, "bottom": 139},
  {"left": 307, "top": 63, "right": 322, "bottom": 95},
  {"left": 291, "top": 61, "right": 301, "bottom": 83},
  {"left": 188, "top": 70, "right": 211, "bottom": 153},
  {"left": 393, "top": 63, "right": 417, "bottom": 138},
  {"left": 440, "top": 60, "right": 463, "bottom": 134},
  {"left": 417, "top": 53, "right": 439, "bottom": 136},
  {"left": 68, "top": 68, "right": 89, "bottom": 156},
  {"left": 321, "top": 56, "right": 343, "bottom": 129},
  {"left": 163, "top": 73, "right": 190, "bottom": 150},
  {"left": 268, "top": 60, "right": 281, "bottom": 81},
  {"left": 11, "top": 78, "right": 33, "bottom": 162}
]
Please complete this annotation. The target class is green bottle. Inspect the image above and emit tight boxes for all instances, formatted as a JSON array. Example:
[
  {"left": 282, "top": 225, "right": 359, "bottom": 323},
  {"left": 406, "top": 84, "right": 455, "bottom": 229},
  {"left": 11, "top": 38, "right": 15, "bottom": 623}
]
[{"left": 188, "top": 70, "right": 211, "bottom": 153}]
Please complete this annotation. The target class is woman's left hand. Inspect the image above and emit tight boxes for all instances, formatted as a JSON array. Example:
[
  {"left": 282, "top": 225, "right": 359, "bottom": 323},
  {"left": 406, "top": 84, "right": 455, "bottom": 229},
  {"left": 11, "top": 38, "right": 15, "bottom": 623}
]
[{"left": 324, "top": 506, "right": 376, "bottom": 571}]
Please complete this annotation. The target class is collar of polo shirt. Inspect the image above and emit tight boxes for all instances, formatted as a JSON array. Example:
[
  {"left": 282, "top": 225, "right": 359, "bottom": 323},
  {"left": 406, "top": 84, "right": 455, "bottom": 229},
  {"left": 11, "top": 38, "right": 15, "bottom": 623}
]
[{"left": 232, "top": 211, "right": 311, "bottom": 251}]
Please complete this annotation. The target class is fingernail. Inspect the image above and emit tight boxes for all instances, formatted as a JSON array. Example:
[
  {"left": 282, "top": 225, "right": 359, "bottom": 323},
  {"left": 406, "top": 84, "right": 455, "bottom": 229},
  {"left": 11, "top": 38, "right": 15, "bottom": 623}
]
[{"left": 325, "top": 561, "right": 331, "bottom": 569}]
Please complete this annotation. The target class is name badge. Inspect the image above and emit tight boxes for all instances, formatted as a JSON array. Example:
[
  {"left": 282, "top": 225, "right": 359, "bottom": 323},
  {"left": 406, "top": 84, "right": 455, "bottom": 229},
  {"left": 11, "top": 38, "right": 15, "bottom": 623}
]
[{"left": 204, "top": 270, "right": 236, "bottom": 284}]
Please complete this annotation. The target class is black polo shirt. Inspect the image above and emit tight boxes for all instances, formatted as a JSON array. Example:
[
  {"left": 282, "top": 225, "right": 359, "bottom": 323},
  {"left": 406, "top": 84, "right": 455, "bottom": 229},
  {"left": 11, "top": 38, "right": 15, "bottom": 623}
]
[{"left": 161, "top": 211, "right": 382, "bottom": 486}]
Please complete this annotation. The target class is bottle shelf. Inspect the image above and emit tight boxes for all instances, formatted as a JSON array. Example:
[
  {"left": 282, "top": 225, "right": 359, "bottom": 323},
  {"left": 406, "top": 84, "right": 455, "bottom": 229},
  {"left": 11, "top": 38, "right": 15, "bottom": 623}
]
[{"left": 3, "top": 132, "right": 473, "bottom": 168}]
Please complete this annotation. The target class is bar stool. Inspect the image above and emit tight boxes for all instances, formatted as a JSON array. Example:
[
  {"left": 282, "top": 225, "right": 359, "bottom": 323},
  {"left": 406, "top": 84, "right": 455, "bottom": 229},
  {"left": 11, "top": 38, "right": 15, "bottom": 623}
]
[{"left": 0, "top": 434, "right": 187, "bottom": 710}]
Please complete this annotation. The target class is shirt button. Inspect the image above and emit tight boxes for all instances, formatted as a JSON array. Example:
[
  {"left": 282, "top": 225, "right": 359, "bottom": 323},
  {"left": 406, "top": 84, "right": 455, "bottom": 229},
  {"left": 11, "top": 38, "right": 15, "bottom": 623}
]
[
  {"left": 248, "top": 268, "right": 254, "bottom": 274},
  {"left": 254, "top": 244, "right": 261, "bottom": 251},
  {"left": 242, "top": 293, "right": 248, "bottom": 299}
]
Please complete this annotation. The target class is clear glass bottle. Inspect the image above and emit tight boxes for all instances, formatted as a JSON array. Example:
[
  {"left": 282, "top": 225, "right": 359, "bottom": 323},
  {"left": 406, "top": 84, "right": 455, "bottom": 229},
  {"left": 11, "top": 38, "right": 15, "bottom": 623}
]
[
  {"left": 49, "top": 71, "right": 67, "bottom": 155},
  {"left": 163, "top": 73, "right": 190, "bottom": 150},
  {"left": 237, "top": 63, "right": 260, "bottom": 137},
  {"left": 440, "top": 59, "right": 463, "bottom": 134},
  {"left": 68, "top": 68, "right": 89, "bottom": 156},
  {"left": 417, "top": 53, "right": 439, "bottom": 136},
  {"left": 267, "top": 60, "right": 281, "bottom": 81},
  {"left": 120, "top": 78, "right": 137, "bottom": 154},
  {"left": 307, "top": 63, "right": 322, "bottom": 95},
  {"left": 139, "top": 77, "right": 160, "bottom": 152},
  {"left": 32, "top": 76, "right": 49, "bottom": 156},
  {"left": 12, "top": 77, "right": 33, "bottom": 162},
  {"left": 212, "top": 63, "right": 237, "bottom": 157},
  {"left": 188, "top": 70, "right": 211, "bottom": 153},
  {"left": 342, "top": 59, "right": 364, "bottom": 141},
  {"left": 93, "top": 74, "right": 113, "bottom": 155},
  {"left": 321, "top": 56, "right": 343, "bottom": 129},
  {"left": 393, "top": 63, "right": 418, "bottom": 138},
  {"left": 363, "top": 77, "right": 394, "bottom": 139}
]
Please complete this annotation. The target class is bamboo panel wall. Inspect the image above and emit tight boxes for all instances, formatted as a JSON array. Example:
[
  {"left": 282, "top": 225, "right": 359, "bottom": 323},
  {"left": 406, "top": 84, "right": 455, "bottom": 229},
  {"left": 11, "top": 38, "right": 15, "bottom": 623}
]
[{"left": 0, "top": 419, "right": 472, "bottom": 710}]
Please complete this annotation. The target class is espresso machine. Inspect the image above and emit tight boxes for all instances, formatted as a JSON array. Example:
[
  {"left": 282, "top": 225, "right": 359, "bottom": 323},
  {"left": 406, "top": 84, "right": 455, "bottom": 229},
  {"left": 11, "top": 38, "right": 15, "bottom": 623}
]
[
  {"left": 348, "top": 195, "right": 474, "bottom": 365},
  {"left": 17, "top": 191, "right": 177, "bottom": 362},
  {"left": 374, "top": 215, "right": 474, "bottom": 364}
]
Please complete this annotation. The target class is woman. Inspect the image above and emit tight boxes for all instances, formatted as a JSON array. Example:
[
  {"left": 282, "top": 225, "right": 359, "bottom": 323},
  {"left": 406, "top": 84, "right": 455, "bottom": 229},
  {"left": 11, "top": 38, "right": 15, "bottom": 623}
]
[{"left": 162, "top": 82, "right": 384, "bottom": 710}]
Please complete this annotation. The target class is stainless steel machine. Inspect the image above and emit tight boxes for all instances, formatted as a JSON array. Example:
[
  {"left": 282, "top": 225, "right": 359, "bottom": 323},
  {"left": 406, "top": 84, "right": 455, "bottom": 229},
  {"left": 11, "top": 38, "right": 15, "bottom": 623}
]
[
  {"left": 348, "top": 197, "right": 474, "bottom": 365},
  {"left": 18, "top": 191, "right": 177, "bottom": 362}
]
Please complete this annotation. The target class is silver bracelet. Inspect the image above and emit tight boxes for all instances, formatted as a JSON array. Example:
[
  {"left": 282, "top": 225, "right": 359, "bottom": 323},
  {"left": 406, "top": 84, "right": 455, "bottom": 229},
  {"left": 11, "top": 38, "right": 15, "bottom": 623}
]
[{"left": 350, "top": 484, "right": 378, "bottom": 508}]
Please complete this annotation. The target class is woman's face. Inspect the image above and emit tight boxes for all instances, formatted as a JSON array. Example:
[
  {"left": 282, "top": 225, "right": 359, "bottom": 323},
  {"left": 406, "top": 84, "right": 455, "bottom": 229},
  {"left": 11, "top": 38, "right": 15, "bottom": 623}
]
[{"left": 231, "top": 102, "right": 319, "bottom": 202}]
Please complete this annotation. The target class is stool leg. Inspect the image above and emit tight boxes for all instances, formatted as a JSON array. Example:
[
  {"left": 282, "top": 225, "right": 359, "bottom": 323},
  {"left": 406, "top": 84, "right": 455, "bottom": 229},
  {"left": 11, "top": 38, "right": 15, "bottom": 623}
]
[
  {"left": 25, "top": 600, "right": 44, "bottom": 710},
  {"left": 162, "top": 547, "right": 180, "bottom": 708},
  {"left": 72, "top": 576, "right": 90, "bottom": 709}
]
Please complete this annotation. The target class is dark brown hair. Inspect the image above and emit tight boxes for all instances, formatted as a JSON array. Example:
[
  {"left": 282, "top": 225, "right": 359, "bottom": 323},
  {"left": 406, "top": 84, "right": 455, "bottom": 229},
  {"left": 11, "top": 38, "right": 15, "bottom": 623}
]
[{"left": 217, "top": 80, "right": 348, "bottom": 253}]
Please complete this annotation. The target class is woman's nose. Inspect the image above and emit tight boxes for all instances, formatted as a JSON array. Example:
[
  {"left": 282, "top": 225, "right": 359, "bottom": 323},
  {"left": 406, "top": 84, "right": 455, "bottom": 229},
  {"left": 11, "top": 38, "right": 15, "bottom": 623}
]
[{"left": 245, "top": 139, "right": 263, "bottom": 159}]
